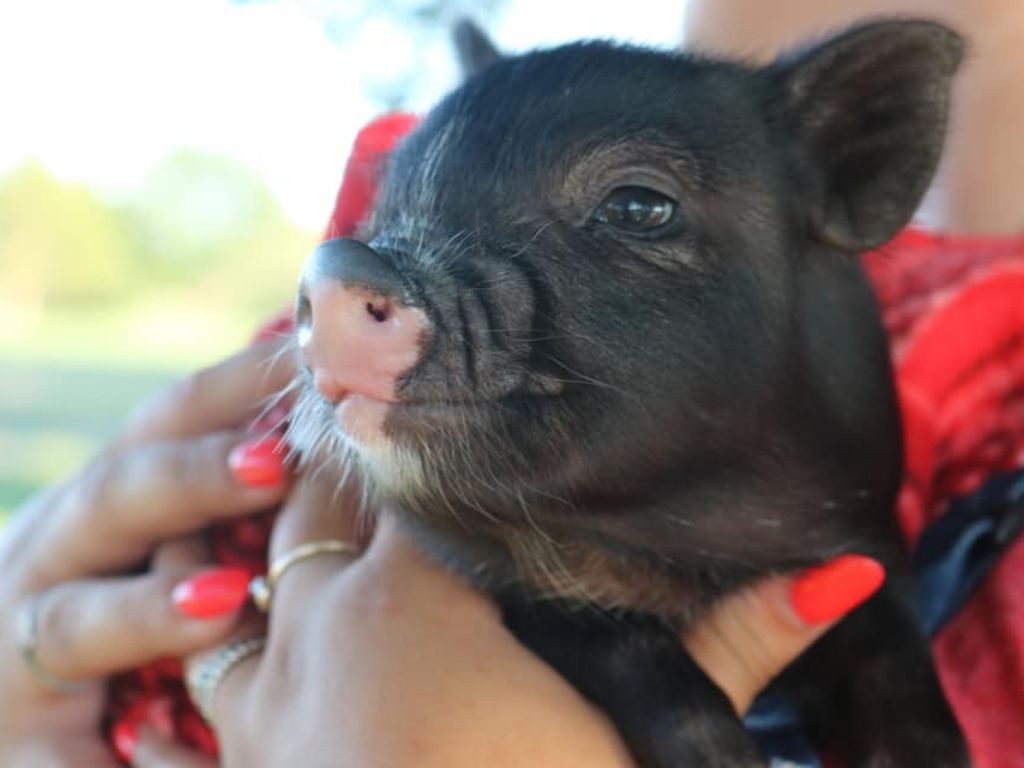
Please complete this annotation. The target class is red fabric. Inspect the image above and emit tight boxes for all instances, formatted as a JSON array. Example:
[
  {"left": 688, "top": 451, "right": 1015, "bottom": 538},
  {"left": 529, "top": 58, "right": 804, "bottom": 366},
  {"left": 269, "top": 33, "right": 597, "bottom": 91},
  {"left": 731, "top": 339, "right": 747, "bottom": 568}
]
[
  {"left": 323, "top": 112, "right": 420, "bottom": 241},
  {"left": 865, "top": 230, "right": 1024, "bottom": 768},
  {"left": 103, "top": 110, "right": 1024, "bottom": 765},
  {"left": 102, "top": 113, "right": 418, "bottom": 762}
]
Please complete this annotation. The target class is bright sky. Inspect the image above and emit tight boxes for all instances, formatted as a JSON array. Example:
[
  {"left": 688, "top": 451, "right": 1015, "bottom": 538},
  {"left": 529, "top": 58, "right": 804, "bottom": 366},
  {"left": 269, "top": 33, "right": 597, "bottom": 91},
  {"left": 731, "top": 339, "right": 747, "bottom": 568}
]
[{"left": 0, "top": 0, "right": 688, "bottom": 230}]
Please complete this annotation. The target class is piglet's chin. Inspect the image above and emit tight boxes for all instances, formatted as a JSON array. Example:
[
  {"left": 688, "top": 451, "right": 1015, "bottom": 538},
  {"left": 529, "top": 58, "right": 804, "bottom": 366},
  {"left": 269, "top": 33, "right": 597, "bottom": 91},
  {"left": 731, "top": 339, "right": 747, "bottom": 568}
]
[{"left": 335, "top": 394, "right": 391, "bottom": 448}]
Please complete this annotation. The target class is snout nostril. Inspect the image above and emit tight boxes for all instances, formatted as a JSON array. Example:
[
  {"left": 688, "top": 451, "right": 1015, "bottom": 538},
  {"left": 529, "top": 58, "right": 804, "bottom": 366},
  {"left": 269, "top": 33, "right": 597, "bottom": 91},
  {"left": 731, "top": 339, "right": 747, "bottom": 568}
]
[
  {"left": 366, "top": 298, "right": 391, "bottom": 323},
  {"left": 295, "top": 293, "right": 313, "bottom": 347}
]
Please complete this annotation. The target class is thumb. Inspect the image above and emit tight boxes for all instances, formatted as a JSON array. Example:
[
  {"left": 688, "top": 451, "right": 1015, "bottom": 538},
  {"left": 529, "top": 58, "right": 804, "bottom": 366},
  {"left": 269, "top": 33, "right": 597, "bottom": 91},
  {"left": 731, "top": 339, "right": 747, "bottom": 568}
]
[
  {"left": 681, "top": 554, "right": 885, "bottom": 715},
  {"left": 270, "top": 464, "right": 368, "bottom": 559}
]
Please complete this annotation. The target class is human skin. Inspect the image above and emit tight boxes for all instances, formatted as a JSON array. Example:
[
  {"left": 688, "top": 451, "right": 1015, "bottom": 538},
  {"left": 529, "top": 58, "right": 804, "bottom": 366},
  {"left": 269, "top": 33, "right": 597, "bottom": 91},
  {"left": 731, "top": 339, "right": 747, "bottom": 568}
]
[
  {"left": 0, "top": 340, "right": 294, "bottom": 766},
  {"left": 0, "top": 337, "right": 854, "bottom": 767},
  {"left": 683, "top": 0, "right": 1024, "bottom": 235},
  {"left": 138, "top": 475, "right": 846, "bottom": 768}
]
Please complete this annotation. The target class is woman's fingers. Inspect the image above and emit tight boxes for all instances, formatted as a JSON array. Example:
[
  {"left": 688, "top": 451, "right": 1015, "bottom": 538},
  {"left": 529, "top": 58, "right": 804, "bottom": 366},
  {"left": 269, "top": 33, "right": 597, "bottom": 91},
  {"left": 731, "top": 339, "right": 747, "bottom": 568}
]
[
  {"left": 26, "top": 431, "right": 287, "bottom": 586},
  {"left": 193, "top": 471, "right": 369, "bottom": 739},
  {"left": 24, "top": 568, "right": 247, "bottom": 684},
  {"left": 265, "top": 469, "right": 365, "bottom": 635},
  {"left": 116, "top": 337, "right": 296, "bottom": 449},
  {"left": 184, "top": 617, "right": 266, "bottom": 753},
  {"left": 15, "top": 737, "right": 123, "bottom": 768},
  {"left": 132, "top": 725, "right": 219, "bottom": 768},
  {"left": 151, "top": 535, "right": 212, "bottom": 571},
  {"left": 7, "top": 340, "right": 296, "bottom": 591},
  {"left": 682, "top": 555, "right": 885, "bottom": 715}
]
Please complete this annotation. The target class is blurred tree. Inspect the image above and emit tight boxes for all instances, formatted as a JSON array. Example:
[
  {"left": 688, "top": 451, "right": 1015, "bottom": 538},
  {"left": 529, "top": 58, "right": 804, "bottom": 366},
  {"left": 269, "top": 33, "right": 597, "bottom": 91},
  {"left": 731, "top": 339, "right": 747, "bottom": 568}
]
[
  {"left": 234, "top": 0, "right": 504, "bottom": 40},
  {"left": 233, "top": 0, "right": 506, "bottom": 111},
  {"left": 124, "top": 149, "right": 313, "bottom": 313},
  {"left": 0, "top": 153, "right": 314, "bottom": 320},
  {"left": 0, "top": 163, "right": 136, "bottom": 309}
]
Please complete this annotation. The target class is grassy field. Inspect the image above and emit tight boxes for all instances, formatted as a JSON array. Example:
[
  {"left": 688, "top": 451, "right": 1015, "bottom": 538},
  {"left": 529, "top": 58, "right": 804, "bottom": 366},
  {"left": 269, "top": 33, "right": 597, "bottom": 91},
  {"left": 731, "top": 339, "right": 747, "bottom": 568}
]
[
  {"left": 0, "top": 360, "right": 181, "bottom": 519},
  {"left": 0, "top": 301, "right": 272, "bottom": 521}
]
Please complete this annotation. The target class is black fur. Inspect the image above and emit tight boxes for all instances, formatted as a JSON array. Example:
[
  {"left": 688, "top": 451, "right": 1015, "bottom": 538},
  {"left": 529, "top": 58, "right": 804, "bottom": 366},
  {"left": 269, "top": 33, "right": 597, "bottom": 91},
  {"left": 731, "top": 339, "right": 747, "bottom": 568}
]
[
  {"left": 294, "top": 19, "right": 968, "bottom": 766},
  {"left": 453, "top": 19, "right": 502, "bottom": 77}
]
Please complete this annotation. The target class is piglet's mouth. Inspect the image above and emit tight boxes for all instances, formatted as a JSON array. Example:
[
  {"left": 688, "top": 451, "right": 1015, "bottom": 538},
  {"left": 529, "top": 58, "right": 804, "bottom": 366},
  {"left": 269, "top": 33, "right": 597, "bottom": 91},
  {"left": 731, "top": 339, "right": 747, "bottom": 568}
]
[
  {"left": 329, "top": 387, "right": 520, "bottom": 448},
  {"left": 325, "top": 387, "right": 458, "bottom": 443},
  {"left": 332, "top": 393, "right": 392, "bottom": 447}
]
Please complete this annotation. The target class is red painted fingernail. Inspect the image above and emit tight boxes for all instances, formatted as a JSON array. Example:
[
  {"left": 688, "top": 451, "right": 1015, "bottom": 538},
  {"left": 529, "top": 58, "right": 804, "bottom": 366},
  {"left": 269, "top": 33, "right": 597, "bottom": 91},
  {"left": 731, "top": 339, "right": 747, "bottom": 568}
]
[
  {"left": 229, "top": 437, "right": 287, "bottom": 487},
  {"left": 790, "top": 554, "right": 885, "bottom": 625},
  {"left": 111, "top": 718, "right": 139, "bottom": 764},
  {"left": 172, "top": 567, "right": 252, "bottom": 619}
]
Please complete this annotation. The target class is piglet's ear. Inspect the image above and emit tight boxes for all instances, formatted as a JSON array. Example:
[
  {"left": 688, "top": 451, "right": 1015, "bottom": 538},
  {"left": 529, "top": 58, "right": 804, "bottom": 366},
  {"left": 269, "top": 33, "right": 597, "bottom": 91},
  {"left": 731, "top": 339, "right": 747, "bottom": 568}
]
[
  {"left": 453, "top": 19, "right": 503, "bottom": 79},
  {"left": 775, "top": 20, "right": 963, "bottom": 251}
]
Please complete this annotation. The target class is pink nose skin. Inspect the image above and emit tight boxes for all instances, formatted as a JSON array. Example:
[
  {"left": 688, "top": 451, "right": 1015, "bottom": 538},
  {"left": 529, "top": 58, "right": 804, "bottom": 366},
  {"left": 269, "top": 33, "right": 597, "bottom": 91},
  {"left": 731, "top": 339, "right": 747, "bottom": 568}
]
[{"left": 298, "top": 280, "right": 428, "bottom": 405}]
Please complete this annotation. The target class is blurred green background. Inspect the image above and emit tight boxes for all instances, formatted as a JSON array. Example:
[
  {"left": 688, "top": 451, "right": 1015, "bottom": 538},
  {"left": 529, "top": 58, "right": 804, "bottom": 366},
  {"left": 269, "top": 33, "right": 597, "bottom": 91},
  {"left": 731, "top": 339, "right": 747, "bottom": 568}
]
[
  {"left": 0, "top": 154, "right": 316, "bottom": 519},
  {"left": 0, "top": 0, "right": 502, "bottom": 521},
  {"left": 0, "top": 0, "right": 685, "bottom": 522}
]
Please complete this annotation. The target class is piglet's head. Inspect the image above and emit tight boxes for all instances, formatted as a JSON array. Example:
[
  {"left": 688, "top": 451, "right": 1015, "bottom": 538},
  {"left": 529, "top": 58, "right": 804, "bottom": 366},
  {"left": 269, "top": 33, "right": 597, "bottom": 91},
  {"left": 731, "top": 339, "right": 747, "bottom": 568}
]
[{"left": 291, "top": 20, "right": 962, "bottom": 562}]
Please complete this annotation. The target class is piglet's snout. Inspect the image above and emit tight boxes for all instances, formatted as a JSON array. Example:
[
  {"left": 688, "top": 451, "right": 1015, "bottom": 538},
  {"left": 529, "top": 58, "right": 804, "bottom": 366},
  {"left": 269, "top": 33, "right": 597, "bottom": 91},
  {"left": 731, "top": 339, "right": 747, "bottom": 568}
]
[{"left": 297, "top": 238, "right": 428, "bottom": 404}]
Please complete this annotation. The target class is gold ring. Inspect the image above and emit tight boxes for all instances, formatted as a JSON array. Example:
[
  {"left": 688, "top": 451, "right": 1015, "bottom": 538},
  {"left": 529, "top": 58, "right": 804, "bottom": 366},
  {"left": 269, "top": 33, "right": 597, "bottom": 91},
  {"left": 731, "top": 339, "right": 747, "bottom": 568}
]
[
  {"left": 16, "top": 593, "right": 92, "bottom": 694},
  {"left": 185, "top": 636, "right": 266, "bottom": 726},
  {"left": 249, "top": 539, "right": 358, "bottom": 613}
]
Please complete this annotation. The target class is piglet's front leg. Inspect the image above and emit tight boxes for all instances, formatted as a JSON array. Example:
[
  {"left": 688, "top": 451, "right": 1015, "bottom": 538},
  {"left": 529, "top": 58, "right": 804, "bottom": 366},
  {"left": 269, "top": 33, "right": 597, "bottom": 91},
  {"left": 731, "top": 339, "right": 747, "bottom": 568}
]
[{"left": 501, "top": 597, "right": 766, "bottom": 768}]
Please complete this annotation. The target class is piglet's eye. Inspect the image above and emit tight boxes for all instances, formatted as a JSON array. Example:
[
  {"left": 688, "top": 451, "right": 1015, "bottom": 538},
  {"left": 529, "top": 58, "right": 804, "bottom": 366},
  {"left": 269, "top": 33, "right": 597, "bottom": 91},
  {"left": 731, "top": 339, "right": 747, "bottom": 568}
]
[{"left": 591, "top": 186, "right": 676, "bottom": 233}]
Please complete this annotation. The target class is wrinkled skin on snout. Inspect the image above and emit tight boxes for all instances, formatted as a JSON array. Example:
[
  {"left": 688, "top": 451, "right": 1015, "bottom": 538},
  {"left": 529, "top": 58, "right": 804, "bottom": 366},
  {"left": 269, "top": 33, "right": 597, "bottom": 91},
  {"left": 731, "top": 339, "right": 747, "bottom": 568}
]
[
  {"left": 292, "top": 22, "right": 961, "bottom": 620},
  {"left": 291, "top": 22, "right": 972, "bottom": 767}
]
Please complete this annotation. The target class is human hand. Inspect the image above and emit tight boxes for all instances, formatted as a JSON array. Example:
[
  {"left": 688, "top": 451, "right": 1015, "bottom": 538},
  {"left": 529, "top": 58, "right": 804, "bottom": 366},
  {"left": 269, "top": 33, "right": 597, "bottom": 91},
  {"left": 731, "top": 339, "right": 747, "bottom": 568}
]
[
  {"left": 137, "top": 469, "right": 884, "bottom": 768},
  {"left": 0, "top": 339, "right": 295, "bottom": 767}
]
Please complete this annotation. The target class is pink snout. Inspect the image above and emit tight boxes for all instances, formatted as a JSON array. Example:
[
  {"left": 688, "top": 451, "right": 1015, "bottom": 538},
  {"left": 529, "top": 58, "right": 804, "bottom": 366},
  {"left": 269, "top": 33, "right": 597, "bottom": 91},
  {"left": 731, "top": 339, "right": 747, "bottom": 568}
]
[{"left": 297, "top": 239, "right": 428, "bottom": 405}]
